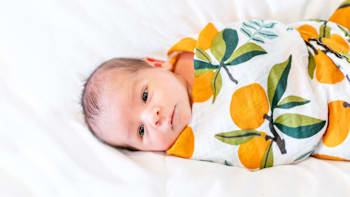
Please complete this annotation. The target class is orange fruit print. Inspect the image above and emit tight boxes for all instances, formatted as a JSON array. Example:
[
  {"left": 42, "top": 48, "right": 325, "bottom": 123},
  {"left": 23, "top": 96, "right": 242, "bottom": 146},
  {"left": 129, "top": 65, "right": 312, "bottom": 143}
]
[
  {"left": 193, "top": 22, "right": 267, "bottom": 104},
  {"left": 230, "top": 83, "right": 269, "bottom": 130},
  {"left": 314, "top": 49, "right": 344, "bottom": 83},
  {"left": 215, "top": 55, "right": 326, "bottom": 170},
  {"left": 192, "top": 70, "right": 215, "bottom": 103},
  {"left": 322, "top": 34, "right": 350, "bottom": 53},
  {"left": 296, "top": 23, "right": 349, "bottom": 84},
  {"left": 238, "top": 132, "right": 272, "bottom": 169},
  {"left": 322, "top": 101, "right": 350, "bottom": 147}
]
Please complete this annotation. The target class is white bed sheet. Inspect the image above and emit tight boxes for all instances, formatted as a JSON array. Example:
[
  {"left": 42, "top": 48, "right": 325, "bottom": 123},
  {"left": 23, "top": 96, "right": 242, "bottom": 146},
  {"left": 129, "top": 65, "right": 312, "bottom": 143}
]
[{"left": 1, "top": 0, "right": 349, "bottom": 196}]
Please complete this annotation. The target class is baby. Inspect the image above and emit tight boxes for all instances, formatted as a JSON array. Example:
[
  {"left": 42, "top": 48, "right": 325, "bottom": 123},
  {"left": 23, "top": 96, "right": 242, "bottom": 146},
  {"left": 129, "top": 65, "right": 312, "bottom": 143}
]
[
  {"left": 82, "top": 1, "right": 350, "bottom": 170},
  {"left": 82, "top": 53, "right": 195, "bottom": 151}
]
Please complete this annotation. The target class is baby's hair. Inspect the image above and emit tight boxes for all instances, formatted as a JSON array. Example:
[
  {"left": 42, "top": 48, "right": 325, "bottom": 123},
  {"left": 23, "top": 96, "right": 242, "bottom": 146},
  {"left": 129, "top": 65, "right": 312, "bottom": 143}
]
[{"left": 81, "top": 58, "right": 151, "bottom": 148}]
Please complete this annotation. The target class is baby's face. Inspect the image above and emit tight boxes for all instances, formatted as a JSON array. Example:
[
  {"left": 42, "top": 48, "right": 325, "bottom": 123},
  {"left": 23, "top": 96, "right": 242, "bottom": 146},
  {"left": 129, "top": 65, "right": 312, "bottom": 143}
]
[{"left": 98, "top": 66, "right": 192, "bottom": 151}]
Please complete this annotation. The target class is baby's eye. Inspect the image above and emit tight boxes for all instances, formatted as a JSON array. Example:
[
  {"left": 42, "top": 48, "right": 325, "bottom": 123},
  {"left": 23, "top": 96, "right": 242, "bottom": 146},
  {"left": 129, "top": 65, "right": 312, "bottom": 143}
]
[
  {"left": 138, "top": 124, "right": 145, "bottom": 137},
  {"left": 142, "top": 87, "right": 148, "bottom": 102}
]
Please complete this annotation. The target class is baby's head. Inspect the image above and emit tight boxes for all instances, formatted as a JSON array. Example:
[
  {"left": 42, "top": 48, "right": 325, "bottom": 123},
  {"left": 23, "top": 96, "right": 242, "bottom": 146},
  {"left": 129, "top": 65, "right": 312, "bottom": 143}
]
[{"left": 82, "top": 58, "right": 192, "bottom": 151}]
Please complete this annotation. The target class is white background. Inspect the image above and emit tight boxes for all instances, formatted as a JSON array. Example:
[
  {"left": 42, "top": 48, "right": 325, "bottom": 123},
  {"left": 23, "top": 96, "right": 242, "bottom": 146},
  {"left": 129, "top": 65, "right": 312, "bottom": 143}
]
[{"left": 1, "top": 0, "right": 349, "bottom": 196}]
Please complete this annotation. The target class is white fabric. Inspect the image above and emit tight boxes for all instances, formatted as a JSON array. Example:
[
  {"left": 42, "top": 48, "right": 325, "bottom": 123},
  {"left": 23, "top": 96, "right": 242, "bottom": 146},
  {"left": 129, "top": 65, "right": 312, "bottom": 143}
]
[{"left": 1, "top": 0, "right": 349, "bottom": 196}]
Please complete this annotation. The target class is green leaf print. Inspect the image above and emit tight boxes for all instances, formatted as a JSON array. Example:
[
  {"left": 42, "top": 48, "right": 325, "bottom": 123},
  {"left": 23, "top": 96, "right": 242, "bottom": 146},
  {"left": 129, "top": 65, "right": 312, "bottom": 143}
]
[
  {"left": 194, "top": 68, "right": 211, "bottom": 77},
  {"left": 240, "top": 20, "right": 278, "bottom": 44},
  {"left": 263, "top": 22, "right": 277, "bottom": 28},
  {"left": 337, "top": 24, "right": 350, "bottom": 37},
  {"left": 338, "top": 0, "right": 350, "bottom": 9},
  {"left": 274, "top": 113, "right": 326, "bottom": 138},
  {"left": 242, "top": 22, "right": 257, "bottom": 30},
  {"left": 194, "top": 59, "right": 219, "bottom": 70},
  {"left": 200, "top": 159, "right": 214, "bottom": 163},
  {"left": 210, "top": 29, "right": 238, "bottom": 63},
  {"left": 224, "top": 160, "right": 233, "bottom": 166},
  {"left": 251, "top": 36, "right": 264, "bottom": 44},
  {"left": 319, "top": 23, "right": 331, "bottom": 39},
  {"left": 307, "top": 19, "right": 327, "bottom": 23},
  {"left": 257, "top": 30, "right": 278, "bottom": 39},
  {"left": 308, "top": 50, "right": 316, "bottom": 79},
  {"left": 215, "top": 130, "right": 262, "bottom": 145},
  {"left": 210, "top": 31, "right": 226, "bottom": 62},
  {"left": 276, "top": 95, "right": 310, "bottom": 109},
  {"left": 222, "top": 29, "right": 239, "bottom": 62},
  {"left": 294, "top": 150, "right": 313, "bottom": 162},
  {"left": 195, "top": 47, "right": 212, "bottom": 63},
  {"left": 211, "top": 69, "right": 222, "bottom": 103},
  {"left": 260, "top": 142, "right": 273, "bottom": 169},
  {"left": 195, "top": 27, "right": 268, "bottom": 88},
  {"left": 267, "top": 55, "right": 292, "bottom": 110},
  {"left": 224, "top": 42, "right": 267, "bottom": 65},
  {"left": 240, "top": 27, "right": 252, "bottom": 37},
  {"left": 341, "top": 53, "right": 350, "bottom": 63}
]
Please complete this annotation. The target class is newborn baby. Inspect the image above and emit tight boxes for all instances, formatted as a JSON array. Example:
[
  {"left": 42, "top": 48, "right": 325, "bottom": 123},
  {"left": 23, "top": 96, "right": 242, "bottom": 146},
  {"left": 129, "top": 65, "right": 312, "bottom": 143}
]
[
  {"left": 82, "top": 54, "right": 194, "bottom": 151},
  {"left": 82, "top": 1, "right": 350, "bottom": 170}
]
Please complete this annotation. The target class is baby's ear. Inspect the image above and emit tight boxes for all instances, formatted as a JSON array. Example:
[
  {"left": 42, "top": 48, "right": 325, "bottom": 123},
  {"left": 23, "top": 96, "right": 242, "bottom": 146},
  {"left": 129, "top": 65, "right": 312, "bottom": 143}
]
[{"left": 143, "top": 57, "right": 174, "bottom": 71}]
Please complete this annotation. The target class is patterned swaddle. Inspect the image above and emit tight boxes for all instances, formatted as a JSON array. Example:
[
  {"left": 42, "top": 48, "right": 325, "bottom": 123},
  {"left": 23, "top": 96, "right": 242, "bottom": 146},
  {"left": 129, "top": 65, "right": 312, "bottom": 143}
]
[{"left": 166, "top": 2, "right": 350, "bottom": 170}]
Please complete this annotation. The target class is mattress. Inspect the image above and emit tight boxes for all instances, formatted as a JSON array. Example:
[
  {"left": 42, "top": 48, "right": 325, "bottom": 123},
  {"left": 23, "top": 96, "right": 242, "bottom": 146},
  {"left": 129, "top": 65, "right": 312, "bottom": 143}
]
[{"left": 1, "top": 0, "right": 349, "bottom": 196}]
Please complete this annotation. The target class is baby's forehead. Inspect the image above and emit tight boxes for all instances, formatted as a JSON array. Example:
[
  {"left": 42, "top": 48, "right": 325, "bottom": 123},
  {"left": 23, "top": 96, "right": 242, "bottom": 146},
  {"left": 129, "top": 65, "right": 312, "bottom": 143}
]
[
  {"left": 96, "top": 70, "right": 136, "bottom": 145},
  {"left": 91, "top": 67, "right": 132, "bottom": 90},
  {"left": 103, "top": 68, "right": 135, "bottom": 89},
  {"left": 99, "top": 67, "right": 140, "bottom": 112}
]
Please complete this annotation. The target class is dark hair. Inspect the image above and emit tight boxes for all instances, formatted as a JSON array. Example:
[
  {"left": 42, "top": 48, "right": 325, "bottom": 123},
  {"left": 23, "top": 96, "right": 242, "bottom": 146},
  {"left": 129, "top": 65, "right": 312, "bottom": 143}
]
[{"left": 81, "top": 58, "right": 151, "bottom": 148}]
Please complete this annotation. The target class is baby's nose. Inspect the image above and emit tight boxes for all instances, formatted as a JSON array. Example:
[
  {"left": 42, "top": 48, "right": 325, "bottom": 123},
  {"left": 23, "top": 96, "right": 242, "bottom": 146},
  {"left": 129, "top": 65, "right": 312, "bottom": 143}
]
[{"left": 151, "top": 107, "right": 161, "bottom": 126}]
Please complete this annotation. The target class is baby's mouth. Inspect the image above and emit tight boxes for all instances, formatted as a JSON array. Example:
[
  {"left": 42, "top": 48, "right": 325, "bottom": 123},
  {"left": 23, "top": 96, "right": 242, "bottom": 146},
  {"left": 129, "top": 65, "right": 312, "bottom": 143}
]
[{"left": 170, "top": 105, "right": 176, "bottom": 127}]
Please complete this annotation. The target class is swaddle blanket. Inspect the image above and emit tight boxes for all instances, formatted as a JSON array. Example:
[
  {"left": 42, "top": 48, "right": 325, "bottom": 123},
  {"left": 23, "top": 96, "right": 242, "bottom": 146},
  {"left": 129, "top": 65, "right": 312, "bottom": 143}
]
[{"left": 166, "top": 4, "right": 350, "bottom": 170}]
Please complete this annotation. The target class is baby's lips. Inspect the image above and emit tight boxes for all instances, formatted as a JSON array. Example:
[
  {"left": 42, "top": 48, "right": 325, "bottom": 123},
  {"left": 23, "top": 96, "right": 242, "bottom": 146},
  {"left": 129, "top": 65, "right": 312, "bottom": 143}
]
[
  {"left": 168, "top": 117, "right": 172, "bottom": 128},
  {"left": 169, "top": 105, "right": 176, "bottom": 128}
]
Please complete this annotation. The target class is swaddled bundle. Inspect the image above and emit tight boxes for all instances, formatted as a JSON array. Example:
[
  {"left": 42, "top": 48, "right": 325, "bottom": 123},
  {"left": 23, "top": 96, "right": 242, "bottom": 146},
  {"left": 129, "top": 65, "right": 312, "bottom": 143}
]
[{"left": 166, "top": 12, "right": 350, "bottom": 170}]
